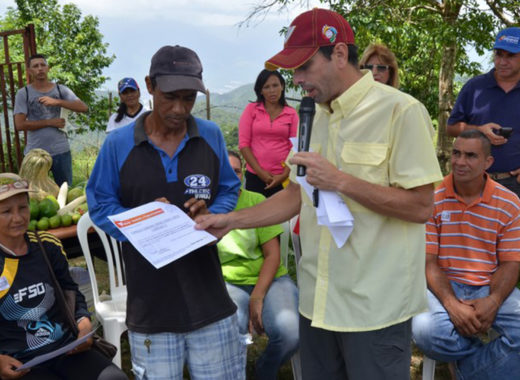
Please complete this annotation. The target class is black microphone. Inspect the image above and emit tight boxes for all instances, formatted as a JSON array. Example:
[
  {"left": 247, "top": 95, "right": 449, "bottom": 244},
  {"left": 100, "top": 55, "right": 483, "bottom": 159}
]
[{"left": 297, "top": 97, "right": 316, "bottom": 176}]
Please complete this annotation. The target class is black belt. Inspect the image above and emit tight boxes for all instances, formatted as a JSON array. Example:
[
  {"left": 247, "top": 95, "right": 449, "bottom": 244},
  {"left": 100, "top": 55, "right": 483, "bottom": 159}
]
[{"left": 488, "top": 172, "right": 512, "bottom": 180}]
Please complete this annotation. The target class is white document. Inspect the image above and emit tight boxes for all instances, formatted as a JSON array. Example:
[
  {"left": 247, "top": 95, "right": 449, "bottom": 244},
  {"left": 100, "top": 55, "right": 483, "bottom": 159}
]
[
  {"left": 108, "top": 202, "right": 217, "bottom": 269},
  {"left": 16, "top": 330, "right": 96, "bottom": 371},
  {"left": 59, "top": 108, "right": 73, "bottom": 134},
  {"left": 290, "top": 137, "right": 354, "bottom": 248}
]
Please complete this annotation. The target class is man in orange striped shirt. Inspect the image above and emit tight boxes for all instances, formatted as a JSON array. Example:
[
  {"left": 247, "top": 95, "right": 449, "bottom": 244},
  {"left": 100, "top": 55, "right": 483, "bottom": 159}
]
[{"left": 412, "top": 129, "right": 520, "bottom": 379}]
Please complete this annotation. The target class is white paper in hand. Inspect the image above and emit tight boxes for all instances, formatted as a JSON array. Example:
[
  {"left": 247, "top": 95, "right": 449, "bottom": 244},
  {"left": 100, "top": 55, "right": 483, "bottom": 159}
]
[{"left": 108, "top": 202, "right": 217, "bottom": 268}]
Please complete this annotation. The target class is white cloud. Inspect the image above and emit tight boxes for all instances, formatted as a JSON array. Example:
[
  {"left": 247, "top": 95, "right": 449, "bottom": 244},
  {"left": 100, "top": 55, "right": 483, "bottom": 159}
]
[{"left": 56, "top": 0, "right": 318, "bottom": 26}]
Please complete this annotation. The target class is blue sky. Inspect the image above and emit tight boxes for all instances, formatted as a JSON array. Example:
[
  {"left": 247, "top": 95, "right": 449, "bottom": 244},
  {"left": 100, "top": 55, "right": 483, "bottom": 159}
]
[{"left": 1, "top": 0, "right": 321, "bottom": 97}]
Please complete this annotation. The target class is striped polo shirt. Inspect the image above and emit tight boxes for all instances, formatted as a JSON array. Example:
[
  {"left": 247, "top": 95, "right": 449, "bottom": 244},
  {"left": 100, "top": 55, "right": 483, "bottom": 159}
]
[{"left": 426, "top": 173, "right": 520, "bottom": 285}]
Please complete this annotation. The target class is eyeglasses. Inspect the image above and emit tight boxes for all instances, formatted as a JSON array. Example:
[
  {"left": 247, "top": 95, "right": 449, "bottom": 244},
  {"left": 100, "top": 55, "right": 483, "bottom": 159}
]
[
  {"left": 361, "top": 64, "right": 390, "bottom": 73},
  {"left": 0, "top": 180, "right": 29, "bottom": 194}
]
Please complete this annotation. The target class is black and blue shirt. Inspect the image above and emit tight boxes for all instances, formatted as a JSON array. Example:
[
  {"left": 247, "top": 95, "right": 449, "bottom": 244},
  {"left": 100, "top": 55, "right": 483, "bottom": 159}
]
[{"left": 87, "top": 112, "right": 241, "bottom": 333}]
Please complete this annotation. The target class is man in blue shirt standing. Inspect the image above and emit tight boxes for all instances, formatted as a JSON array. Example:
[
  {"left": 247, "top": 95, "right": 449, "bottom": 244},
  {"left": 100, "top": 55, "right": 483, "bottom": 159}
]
[
  {"left": 447, "top": 27, "right": 520, "bottom": 195},
  {"left": 86, "top": 45, "right": 243, "bottom": 380}
]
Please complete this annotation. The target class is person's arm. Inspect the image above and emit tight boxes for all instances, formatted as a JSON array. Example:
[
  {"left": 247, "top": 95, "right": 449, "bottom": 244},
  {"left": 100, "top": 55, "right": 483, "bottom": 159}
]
[
  {"left": 463, "top": 261, "right": 520, "bottom": 333},
  {"left": 447, "top": 121, "right": 506, "bottom": 146},
  {"left": 49, "top": 240, "right": 90, "bottom": 321},
  {"left": 38, "top": 97, "right": 88, "bottom": 113},
  {"left": 289, "top": 151, "right": 434, "bottom": 223},
  {"left": 196, "top": 180, "right": 301, "bottom": 238},
  {"left": 425, "top": 253, "right": 482, "bottom": 336},
  {"left": 249, "top": 236, "right": 281, "bottom": 334},
  {"left": 86, "top": 134, "right": 132, "bottom": 241},
  {"left": 14, "top": 113, "right": 65, "bottom": 131},
  {"left": 69, "top": 317, "right": 93, "bottom": 354},
  {"left": 240, "top": 147, "right": 273, "bottom": 184},
  {"left": 208, "top": 127, "right": 241, "bottom": 214}
]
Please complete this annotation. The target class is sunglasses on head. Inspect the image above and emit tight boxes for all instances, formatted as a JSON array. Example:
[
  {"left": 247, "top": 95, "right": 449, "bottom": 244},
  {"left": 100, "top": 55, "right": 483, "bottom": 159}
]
[
  {"left": 361, "top": 64, "right": 390, "bottom": 73},
  {"left": 0, "top": 180, "right": 29, "bottom": 194}
]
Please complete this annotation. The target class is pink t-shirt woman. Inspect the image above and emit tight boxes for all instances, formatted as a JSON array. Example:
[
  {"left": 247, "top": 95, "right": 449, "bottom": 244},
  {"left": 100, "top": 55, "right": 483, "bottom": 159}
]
[{"left": 239, "top": 70, "right": 298, "bottom": 197}]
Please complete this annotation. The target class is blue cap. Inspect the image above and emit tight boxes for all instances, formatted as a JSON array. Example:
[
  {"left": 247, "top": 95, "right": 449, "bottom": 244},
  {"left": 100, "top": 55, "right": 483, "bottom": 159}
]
[
  {"left": 493, "top": 27, "right": 520, "bottom": 54},
  {"left": 118, "top": 77, "right": 139, "bottom": 93}
]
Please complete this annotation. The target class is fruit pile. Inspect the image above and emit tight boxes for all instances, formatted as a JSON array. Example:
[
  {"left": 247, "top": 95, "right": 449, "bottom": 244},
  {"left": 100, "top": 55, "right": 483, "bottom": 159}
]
[{"left": 28, "top": 185, "right": 88, "bottom": 231}]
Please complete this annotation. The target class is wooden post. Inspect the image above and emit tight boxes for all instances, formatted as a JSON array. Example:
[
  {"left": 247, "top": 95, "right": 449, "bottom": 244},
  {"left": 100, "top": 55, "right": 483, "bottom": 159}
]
[{"left": 205, "top": 89, "right": 211, "bottom": 120}]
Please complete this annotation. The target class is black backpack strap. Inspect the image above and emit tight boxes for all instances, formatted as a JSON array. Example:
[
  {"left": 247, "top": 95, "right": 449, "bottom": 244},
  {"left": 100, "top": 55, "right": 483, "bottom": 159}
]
[
  {"left": 56, "top": 83, "right": 63, "bottom": 99},
  {"left": 25, "top": 86, "right": 30, "bottom": 118}
]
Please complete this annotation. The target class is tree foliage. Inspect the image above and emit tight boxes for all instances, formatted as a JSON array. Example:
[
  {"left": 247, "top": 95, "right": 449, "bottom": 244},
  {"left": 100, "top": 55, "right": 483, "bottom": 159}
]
[
  {"left": 248, "top": 0, "right": 518, "bottom": 171},
  {"left": 1, "top": 0, "right": 115, "bottom": 132}
]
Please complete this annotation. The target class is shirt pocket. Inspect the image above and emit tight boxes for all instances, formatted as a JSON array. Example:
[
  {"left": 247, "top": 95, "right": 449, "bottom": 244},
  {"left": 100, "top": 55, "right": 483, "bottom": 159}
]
[{"left": 340, "top": 142, "right": 389, "bottom": 185}]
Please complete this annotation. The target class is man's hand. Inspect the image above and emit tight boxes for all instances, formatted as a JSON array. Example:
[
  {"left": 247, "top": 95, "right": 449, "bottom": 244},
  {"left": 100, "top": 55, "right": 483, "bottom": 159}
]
[
  {"left": 478, "top": 123, "right": 507, "bottom": 146},
  {"left": 48, "top": 118, "right": 66, "bottom": 129},
  {"left": 444, "top": 298, "right": 482, "bottom": 337},
  {"left": 510, "top": 168, "right": 520, "bottom": 184},
  {"left": 194, "top": 213, "right": 233, "bottom": 239},
  {"left": 0, "top": 354, "right": 28, "bottom": 379},
  {"left": 155, "top": 197, "right": 170, "bottom": 204},
  {"left": 289, "top": 152, "right": 342, "bottom": 191},
  {"left": 184, "top": 198, "right": 209, "bottom": 219},
  {"left": 461, "top": 296, "right": 500, "bottom": 333},
  {"left": 68, "top": 317, "right": 93, "bottom": 355},
  {"left": 38, "top": 96, "right": 62, "bottom": 107},
  {"left": 248, "top": 297, "right": 264, "bottom": 335}
]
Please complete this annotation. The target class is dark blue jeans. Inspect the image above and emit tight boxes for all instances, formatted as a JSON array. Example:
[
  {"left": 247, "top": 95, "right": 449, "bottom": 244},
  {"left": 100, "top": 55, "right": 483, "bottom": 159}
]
[
  {"left": 51, "top": 150, "right": 73, "bottom": 186},
  {"left": 413, "top": 283, "right": 520, "bottom": 380}
]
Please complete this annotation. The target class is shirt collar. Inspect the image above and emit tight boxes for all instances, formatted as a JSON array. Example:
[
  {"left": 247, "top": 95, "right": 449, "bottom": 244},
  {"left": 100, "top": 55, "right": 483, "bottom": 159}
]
[
  {"left": 323, "top": 71, "right": 374, "bottom": 118},
  {"left": 444, "top": 172, "right": 495, "bottom": 204},
  {"left": 133, "top": 111, "right": 200, "bottom": 145},
  {"left": 484, "top": 68, "right": 520, "bottom": 90}
]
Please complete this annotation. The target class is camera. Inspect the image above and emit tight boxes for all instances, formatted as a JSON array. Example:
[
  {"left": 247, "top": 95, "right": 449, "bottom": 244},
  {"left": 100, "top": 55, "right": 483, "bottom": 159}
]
[{"left": 495, "top": 127, "right": 513, "bottom": 138}]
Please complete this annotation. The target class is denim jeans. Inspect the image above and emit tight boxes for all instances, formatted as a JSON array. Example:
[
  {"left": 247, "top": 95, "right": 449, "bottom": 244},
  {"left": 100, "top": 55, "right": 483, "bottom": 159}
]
[
  {"left": 226, "top": 275, "right": 299, "bottom": 380},
  {"left": 128, "top": 314, "right": 245, "bottom": 380},
  {"left": 412, "top": 282, "right": 520, "bottom": 380},
  {"left": 51, "top": 150, "right": 72, "bottom": 186}
]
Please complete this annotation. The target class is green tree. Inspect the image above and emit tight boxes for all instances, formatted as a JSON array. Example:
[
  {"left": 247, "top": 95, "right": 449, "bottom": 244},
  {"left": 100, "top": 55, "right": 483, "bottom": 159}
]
[
  {"left": 246, "top": 0, "right": 518, "bottom": 172},
  {"left": 220, "top": 123, "right": 239, "bottom": 150},
  {"left": 1, "top": 0, "right": 115, "bottom": 132}
]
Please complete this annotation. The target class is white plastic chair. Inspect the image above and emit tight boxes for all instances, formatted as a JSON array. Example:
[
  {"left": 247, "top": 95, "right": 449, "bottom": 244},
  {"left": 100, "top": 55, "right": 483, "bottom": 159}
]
[
  {"left": 77, "top": 212, "right": 127, "bottom": 367},
  {"left": 287, "top": 215, "right": 303, "bottom": 380},
  {"left": 280, "top": 221, "right": 291, "bottom": 269},
  {"left": 422, "top": 356, "right": 436, "bottom": 380}
]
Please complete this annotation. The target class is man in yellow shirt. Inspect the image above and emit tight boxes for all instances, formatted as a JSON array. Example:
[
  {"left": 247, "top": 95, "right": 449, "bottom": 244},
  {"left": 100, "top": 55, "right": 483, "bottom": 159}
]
[{"left": 197, "top": 8, "right": 442, "bottom": 379}]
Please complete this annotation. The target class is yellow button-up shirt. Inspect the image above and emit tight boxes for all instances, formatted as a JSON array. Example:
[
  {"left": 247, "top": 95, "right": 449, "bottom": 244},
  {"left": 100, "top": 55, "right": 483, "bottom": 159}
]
[{"left": 294, "top": 72, "right": 443, "bottom": 331}]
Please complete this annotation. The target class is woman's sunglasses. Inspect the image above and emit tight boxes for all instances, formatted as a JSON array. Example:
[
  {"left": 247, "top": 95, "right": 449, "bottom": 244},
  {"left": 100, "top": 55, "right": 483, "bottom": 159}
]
[{"left": 361, "top": 64, "right": 389, "bottom": 73}]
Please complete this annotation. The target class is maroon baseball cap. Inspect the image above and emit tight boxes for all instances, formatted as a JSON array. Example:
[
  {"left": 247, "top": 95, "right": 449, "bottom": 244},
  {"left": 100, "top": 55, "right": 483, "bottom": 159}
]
[{"left": 265, "top": 8, "right": 355, "bottom": 70}]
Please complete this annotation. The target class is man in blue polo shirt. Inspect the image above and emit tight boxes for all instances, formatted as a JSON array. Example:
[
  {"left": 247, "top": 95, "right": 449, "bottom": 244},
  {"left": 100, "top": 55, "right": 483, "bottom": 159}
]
[
  {"left": 86, "top": 45, "right": 243, "bottom": 380},
  {"left": 447, "top": 27, "right": 520, "bottom": 196}
]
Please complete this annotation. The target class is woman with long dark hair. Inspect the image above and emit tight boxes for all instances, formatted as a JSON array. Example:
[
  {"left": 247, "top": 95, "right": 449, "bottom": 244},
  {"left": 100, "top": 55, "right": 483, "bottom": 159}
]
[
  {"left": 239, "top": 70, "right": 298, "bottom": 197},
  {"left": 106, "top": 78, "right": 147, "bottom": 133}
]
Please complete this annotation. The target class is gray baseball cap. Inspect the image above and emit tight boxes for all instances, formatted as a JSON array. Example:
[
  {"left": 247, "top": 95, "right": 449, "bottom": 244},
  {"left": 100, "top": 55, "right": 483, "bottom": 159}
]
[{"left": 149, "top": 45, "right": 206, "bottom": 93}]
